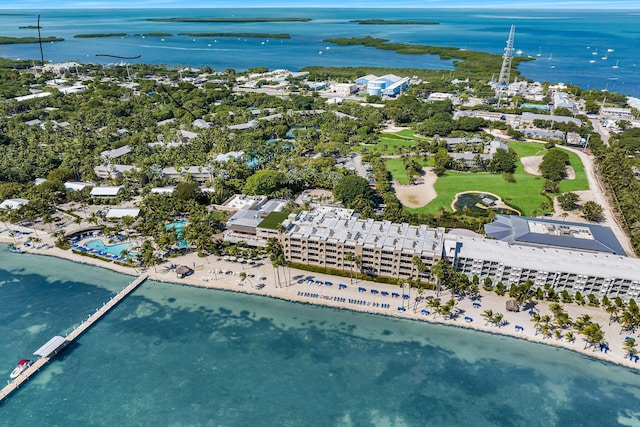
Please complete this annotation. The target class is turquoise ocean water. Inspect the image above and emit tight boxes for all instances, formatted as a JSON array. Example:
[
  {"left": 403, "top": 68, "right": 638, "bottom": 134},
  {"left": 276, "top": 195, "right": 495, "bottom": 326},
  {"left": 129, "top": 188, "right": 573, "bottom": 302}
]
[
  {"left": 0, "top": 8, "right": 639, "bottom": 95},
  {"left": 2, "top": 244, "right": 640, "bottom": 425}
]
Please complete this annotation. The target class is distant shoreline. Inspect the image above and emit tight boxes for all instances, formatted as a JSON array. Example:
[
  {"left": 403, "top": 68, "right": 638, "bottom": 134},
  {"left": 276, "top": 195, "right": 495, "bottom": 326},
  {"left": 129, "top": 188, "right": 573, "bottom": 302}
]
[
  {"left": 74, "top": 33, "right": 127, "bottom": 38},
  {"left": 0, "top": 36, "right": 64, "bottom": 44},
  {"left": 350, "top": 19, "right": 439, "bottom": 25},
  {"left": 147, "top": 17, "right": 311, "bottom": 23},
  {"left": 178, "top": 32, "right": 290, "bottom": 39}
]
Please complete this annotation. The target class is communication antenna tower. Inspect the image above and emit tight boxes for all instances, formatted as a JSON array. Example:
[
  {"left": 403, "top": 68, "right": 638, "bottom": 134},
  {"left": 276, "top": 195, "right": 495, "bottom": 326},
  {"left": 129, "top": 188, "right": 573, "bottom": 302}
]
[{"left": 496, "top": 25, "right": 516, "bottom": 105}]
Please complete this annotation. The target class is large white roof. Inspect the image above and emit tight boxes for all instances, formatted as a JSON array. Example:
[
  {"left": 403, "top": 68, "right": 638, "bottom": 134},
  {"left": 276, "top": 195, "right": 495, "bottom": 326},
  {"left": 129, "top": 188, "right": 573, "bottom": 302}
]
[
  {"left": 0, "top": 198, "right": 29, "bottom": 210},
  {"left": 106, "top": 208, "right": 140, "bottom": 219},
  {"left": 90, "top": 186, "right": 123, "bottom": 197}
]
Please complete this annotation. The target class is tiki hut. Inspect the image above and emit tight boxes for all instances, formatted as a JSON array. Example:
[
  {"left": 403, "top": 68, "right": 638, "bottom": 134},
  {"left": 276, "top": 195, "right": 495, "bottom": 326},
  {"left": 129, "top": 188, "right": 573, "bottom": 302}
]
[
  {"left": 175, "top": 265, "right": 193, "bottom": 278},
  {"left": 506, "top": 299, "right": 519, "bottom": 312}
]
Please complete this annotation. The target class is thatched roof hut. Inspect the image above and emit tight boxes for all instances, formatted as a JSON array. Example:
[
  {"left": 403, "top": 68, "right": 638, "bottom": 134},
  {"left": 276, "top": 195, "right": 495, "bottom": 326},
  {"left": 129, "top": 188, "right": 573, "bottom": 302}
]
[
  {"left": 506, "top": 299, "right": 519, "bottom": 312},
  {"left": 175, "top": 265, "right": 193, "bottom": 278}
]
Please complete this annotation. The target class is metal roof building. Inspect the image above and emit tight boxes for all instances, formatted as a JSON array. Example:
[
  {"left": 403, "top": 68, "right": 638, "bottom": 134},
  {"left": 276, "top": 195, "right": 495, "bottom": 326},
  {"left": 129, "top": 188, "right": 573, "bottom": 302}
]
[
  {"left": 34, "top": 336, "right": 68, "bottom": 358},
  {"left": 484, "top": 215, "right": 627, "bottom": 255}
]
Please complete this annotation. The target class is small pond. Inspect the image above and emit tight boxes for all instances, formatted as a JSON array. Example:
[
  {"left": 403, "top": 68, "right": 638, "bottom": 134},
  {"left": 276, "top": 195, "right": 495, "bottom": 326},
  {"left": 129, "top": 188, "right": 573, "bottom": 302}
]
[{"left": 453, "top": 193, "right": 519, "bottom": 216}]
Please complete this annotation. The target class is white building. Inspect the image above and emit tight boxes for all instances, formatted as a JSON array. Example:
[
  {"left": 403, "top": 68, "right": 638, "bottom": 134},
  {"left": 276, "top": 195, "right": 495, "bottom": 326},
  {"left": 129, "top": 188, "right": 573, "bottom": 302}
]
[
  {"left": 100, "top": 145, "right": 131, "bottom": 160},
  {"left": 279, "top": 207, "right": 640, "bottom": 300},
  {"left": 150, "top": 186, "right": 175, "bottom": 195},
  {"left": 64, "top": 181, "right": 95, "bottom": 192},
  {"left": 0, "top": 198, "right": 29, "bottom": 210},
  {"left": 105, "top": 207, "right": 140, "bottom": 219},
  {"left": 94, "top": 165, "right": 139, "bottom": 179},
  {"left": 90, "top": 186, "right": 123, "bottom": 198}
]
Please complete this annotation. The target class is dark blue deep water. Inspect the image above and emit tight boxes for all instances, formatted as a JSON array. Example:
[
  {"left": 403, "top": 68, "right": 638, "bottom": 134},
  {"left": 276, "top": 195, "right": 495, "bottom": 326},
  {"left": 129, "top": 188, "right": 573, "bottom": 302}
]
[{"left": 0, "top": 8, "right": 639, "bottom": 95}]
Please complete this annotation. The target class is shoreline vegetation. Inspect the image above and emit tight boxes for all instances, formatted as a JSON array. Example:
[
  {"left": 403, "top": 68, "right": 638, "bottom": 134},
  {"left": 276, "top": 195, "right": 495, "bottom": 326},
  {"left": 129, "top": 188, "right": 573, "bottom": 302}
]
[
  {"left": 350, "top": 19, "right": 439, "bottom": 25},
  {"left": 18, "top": 25, "right": 41, "bottom": 29},
  {"left": 322, "top": 36, "right": 533, "bottom": 78},
  {"left": 74, "top": 33, "right": 127, "bottom": 38},
  {"left": 178, "top": 32, "right": 290, "bottom": 39},
  {"left": 0, "top": 36, "right": 64, "bottom": 45},
  {"left": 3, "top": 240, "right": 639, "bottom": 372},
  {"left": 147, "top": 17, "right": 311, "bottom": 23},
  {"left": 142, "top": 32, "right": 172, "bottom": 37}
]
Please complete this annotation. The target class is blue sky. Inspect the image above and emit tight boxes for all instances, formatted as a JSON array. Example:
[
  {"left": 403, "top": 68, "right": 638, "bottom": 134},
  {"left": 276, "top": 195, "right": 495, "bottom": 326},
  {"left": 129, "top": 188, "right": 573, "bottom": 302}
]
[{"left": 0, "top": 1, "right": 638, "bottom": 9}]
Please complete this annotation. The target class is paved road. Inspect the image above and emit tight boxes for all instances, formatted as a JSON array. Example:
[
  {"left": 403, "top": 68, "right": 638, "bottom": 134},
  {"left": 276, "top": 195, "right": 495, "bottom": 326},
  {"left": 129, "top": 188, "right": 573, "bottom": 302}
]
[
  {"left": 590, "top": 118, "right": 611, "bottom": 146},
  {"left": 487, "top": 129, "right": 635, "bottom": 256},
  {"left": 352, "top": 154, "right": 368, "bottom": 179},
  {"left": 557, "top": 145, "right": 635, "bottom": 256}
]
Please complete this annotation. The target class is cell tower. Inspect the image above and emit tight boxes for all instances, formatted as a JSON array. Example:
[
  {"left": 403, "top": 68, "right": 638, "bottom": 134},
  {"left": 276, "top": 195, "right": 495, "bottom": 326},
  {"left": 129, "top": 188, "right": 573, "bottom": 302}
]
[{"left": 496, "top": 25, "right": 516, "bottom": 105}]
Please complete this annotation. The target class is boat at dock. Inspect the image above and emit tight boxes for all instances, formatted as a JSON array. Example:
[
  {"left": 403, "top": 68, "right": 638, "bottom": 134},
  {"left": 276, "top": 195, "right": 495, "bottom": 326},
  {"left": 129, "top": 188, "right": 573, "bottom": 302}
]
[
  {"left": 10, "top": 359, "right": 31, "bottom": 379},
  {"left": 8, "top": 243, "right": 23, "bottom": 253}
]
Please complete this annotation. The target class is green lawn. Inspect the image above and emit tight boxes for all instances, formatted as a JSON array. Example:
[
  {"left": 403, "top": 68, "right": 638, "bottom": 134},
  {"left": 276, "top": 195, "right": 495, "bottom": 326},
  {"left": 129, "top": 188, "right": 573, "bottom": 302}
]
[
  {"left": 386, "top": 157, "right": 431, "bottom": 185},
  {"left": 393, "top": 129, "right": 429, "bottom": 139},
  {"left": 406, "top": 141, "right": 589, "bottom": 216},
  {"left": 357, "top": 131, "right": 428, "bottom": 155},
  {"left": 386, "top": 158, "right": 410, "bottom": 184},
  {"left": 257, "top": 211, "right": 289, "bottom": 229}
]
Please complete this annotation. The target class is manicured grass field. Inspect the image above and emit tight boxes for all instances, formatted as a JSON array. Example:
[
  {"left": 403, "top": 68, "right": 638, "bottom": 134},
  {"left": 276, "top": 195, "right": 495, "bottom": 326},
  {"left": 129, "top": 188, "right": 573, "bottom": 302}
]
[
  {"left": 358, "top": 131, "right": 426, "bottom": 155},
  {"left": 406, "top": 141, "right": 589, "bottom": 216},
  {"left": 386, "top": 157, "right": 431, "bottom": 185}
]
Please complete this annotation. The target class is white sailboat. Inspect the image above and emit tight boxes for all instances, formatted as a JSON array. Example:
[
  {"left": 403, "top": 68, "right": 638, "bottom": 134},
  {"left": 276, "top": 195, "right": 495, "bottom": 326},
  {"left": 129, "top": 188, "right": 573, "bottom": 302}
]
[
  {"left": 536, "top": 47, "right": 542, "bottom": 57},
  {"left": 592, "top": 48, "right": 598, "bottom": 56},
  {"left": 612, "top": 60, "right": 619, "bottom": 69},
  {"left": 602, "top": 54, "right": 608, "bottom": 60}
]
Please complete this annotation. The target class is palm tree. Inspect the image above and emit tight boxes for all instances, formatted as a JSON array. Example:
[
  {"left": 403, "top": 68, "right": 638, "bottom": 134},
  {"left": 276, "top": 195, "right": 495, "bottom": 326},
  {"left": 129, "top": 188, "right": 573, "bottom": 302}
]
[
  {"left": 345, "top": 251, "right": 355, "bottom": 283},
  {"left": 427, "top": 298, "right": 441, "bottom": 318},
  {"left": 624, "top": 338, "right": 638, "bottom": 356},
  {"left": 564, "top": 331, "right": 575, "bottom": 343},
  {"left": 481, "top": 309, "right": 495, "bottom": 325}
]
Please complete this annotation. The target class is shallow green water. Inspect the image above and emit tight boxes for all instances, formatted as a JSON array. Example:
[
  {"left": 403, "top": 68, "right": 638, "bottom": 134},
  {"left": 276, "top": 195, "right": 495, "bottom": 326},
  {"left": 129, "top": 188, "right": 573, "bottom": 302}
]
[{"left": 1, "top": 246, "right": 640, "bottom": 426}]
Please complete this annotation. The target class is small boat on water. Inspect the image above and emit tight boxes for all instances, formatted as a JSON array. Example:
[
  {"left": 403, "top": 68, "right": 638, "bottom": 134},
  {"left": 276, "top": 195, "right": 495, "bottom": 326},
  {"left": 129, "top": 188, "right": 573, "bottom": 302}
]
[
  {"left": 8, "top": 243, "right": 23, "bottom": 253},
  {"left": 10, "top": 359, "right": 31, "bottom": 379},
  {"left": 613, "top": 60, "right": 620, "bottom": 69}
]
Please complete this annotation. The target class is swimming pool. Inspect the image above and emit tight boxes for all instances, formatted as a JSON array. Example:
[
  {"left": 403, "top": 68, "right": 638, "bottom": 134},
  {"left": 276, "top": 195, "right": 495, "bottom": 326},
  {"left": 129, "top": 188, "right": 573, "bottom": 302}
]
[
  {"left": 165, "top": 221, "right": 189, "bottom": 248},
  {"left": 84, "top": 239, "right": 136, "bottom": 257}
]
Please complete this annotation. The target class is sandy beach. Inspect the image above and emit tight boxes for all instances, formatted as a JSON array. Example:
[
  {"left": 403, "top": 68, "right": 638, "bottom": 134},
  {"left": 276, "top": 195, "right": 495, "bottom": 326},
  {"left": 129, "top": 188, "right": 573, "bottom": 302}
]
[{"left": 2, "top": 228, "right": 639, "bottom": 372}]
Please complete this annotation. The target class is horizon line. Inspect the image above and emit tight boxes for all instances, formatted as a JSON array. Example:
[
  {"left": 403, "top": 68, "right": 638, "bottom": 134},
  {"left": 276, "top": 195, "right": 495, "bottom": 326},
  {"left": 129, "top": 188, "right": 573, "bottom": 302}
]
[{"left": 2, "top": 6, "right": 640, "bottom": 10}]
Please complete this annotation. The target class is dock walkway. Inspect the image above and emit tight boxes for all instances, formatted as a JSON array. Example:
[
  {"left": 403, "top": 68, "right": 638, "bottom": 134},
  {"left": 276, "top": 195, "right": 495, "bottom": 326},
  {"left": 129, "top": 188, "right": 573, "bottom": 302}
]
[{"left": 0, "top": 274, "right": 148, "bottom": 402}]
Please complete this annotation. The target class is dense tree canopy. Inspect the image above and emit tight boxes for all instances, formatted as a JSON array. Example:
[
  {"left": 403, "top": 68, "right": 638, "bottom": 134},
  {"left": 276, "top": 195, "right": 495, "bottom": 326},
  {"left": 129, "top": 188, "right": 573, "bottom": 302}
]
[
  {"left": 539, "top": 149, "right": 569, "bottom": 181},
  {"left": 333, "top": 175, "right": 373, "bottom": 208},
  {"left": 243, "top": 170, "right": 288, "bottom": 196}
]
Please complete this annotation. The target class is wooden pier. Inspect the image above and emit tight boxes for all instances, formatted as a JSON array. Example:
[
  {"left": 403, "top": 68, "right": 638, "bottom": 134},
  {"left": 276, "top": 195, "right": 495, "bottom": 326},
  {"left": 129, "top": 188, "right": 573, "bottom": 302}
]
[{"left": 0, "top": 274, "right": 148, "bottom": 402}]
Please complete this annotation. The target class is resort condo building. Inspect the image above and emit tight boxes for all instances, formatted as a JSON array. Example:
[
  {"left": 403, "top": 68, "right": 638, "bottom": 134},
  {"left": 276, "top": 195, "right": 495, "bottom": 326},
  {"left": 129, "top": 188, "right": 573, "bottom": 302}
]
[
  {"left": 280, "top": 207, "right": 640, "bottom": 300},
  {"left": 280, "top": 207, "right": 444, "bottom": 282}
]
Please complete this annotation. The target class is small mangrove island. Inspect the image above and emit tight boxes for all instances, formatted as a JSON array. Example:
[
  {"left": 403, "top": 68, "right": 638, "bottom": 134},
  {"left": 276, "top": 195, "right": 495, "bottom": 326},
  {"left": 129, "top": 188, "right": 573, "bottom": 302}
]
[
  {"left": 178, "top": 32, "right": 290, "bottom": 39},
  {"left": 74, "top": 33, "right": 127, "bottom": 38},
  {"left": 18, "top": 25, "right": 41, "bottom": 29},
  {"left": 322, "top": 36, "right": 533, "bottom": 79},
  {"left": 142, "top": 33, "right": 173, "bottom": 37},
  {"left": 350, "top": 19, "right": 439, "bottom": 25},
  {"left": 0, "top": 36, "right": 63, "bottom": 44},
  {"left": 147, "top": 17, "right": 311, "bottom": 23}
]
